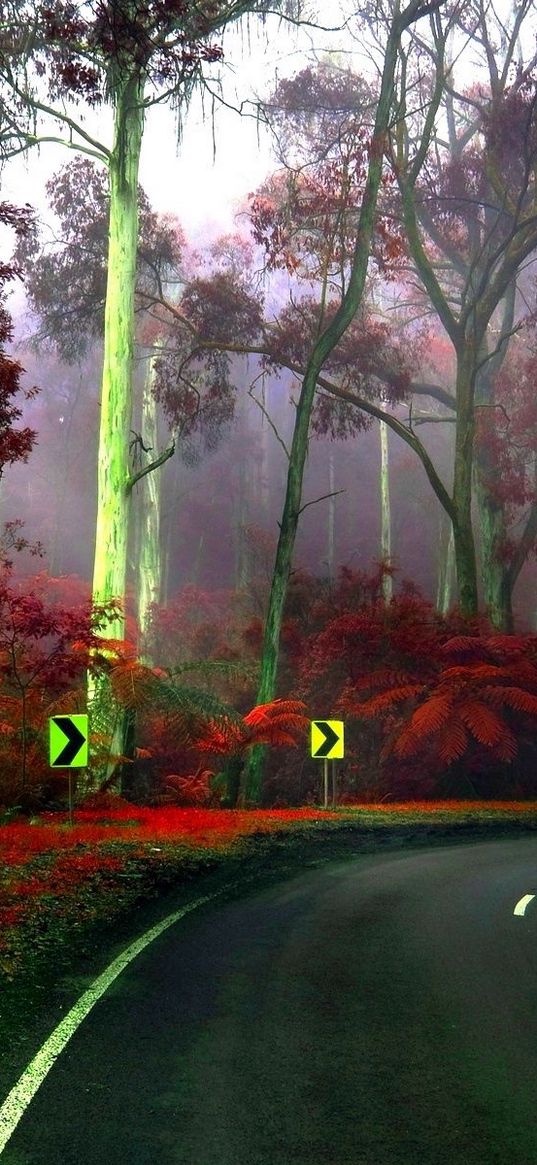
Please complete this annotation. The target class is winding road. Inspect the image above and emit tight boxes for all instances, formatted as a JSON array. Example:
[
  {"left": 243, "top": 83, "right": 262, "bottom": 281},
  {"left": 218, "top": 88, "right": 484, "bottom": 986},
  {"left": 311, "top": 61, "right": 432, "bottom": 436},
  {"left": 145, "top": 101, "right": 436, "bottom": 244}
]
[{"left": 2, "top": 835, "right": 537, "bottom": 1163}]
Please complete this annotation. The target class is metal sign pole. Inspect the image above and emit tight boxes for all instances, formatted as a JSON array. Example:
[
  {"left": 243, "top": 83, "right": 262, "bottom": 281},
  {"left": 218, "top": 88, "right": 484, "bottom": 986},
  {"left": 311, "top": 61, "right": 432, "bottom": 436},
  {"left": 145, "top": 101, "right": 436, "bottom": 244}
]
[
  {"left": 68, "top": 771, "right": 73, "bottom": 827},
  {"left": 323, "top": 758, "right": 328, "bottom": 808},
  {"left": 332, "top": 761, "right": 336, "bottom": 808}
]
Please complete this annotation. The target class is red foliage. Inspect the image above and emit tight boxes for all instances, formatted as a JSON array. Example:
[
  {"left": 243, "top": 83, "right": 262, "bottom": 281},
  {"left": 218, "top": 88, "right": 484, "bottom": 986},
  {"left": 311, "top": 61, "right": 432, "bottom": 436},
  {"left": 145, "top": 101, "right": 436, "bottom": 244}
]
[
  {"left": 0, "top": 201, "right": 41, "bottom": 482},
  {"left": 196, "top": 698, "right": 309, "bottom": 759},
  {"left": 0, "top": 570, "right": 125, "bottom": 802},
  {"left": 31, "top": 3, "right": 224, "bottom": 109}
]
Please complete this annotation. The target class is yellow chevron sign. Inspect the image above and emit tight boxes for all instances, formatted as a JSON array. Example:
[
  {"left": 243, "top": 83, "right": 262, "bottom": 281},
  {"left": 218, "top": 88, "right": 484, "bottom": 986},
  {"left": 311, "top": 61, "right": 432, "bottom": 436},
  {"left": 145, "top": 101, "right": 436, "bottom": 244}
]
[{"left": 310, "top": 720, "right": 344, "bottom": 759}]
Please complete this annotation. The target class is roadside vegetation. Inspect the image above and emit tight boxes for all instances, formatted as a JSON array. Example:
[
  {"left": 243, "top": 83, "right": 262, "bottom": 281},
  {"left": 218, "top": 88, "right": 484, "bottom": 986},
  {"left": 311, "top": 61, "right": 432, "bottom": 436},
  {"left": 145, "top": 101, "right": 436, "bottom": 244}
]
[{"left": 3, "top": 795, "right": 537, "bottom": 989}]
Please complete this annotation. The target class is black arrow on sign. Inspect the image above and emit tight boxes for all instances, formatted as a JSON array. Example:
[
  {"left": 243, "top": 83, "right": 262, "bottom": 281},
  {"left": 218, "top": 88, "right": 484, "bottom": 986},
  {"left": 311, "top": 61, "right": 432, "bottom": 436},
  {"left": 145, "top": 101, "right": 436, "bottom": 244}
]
[
  {"left": 53, "top": 717, "right": 85, "bottom": 765},
  {"left": 314, "top": 721, "right": 340, "bottom": 757}
]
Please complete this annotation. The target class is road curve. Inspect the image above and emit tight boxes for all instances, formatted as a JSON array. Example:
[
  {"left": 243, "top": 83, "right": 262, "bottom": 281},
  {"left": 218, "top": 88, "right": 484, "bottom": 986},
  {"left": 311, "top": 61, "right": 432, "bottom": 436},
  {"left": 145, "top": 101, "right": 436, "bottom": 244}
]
[{"left": 3, "top": 835, "right": 537, "bottom": 1164}]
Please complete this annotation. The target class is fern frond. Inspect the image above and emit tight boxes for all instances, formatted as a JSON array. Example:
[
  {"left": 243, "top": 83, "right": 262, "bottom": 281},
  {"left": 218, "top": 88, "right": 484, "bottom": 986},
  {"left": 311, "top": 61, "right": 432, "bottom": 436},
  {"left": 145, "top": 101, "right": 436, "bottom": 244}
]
[
  {"left": 407, "top": 693, "right": 454, "bottom": 736},
  {"left": 359, "top": 684, "right": 425, "bottom": 717},
  {"left": 494, "top": 727, "right": 518, "bottom": 763},
  {"left": 245, "top": 728, "right": 301, "bottom": 748},
  {"left": 436, "top": 720, "right": 469, "bottom": 765},
  {"left": 244, "top": 698, "right": 307, "bottom": 721},
  {"left": 351, "top": 669, "right": 418, "bottom": 693},
  {"left": 38, "top": 684, "right": 87, "bottom": 724},
  {"left": 482, "top": 686, "right": 537, "bottom": 715},
  {"left": 458, "top": 701, "right": 508, "bottom": 747},
  {"left": 440, "top": 663, "right": 513, "bottom": 684},
  {"left": 441, "top": 636, "right": 484, "bottom": 659}
]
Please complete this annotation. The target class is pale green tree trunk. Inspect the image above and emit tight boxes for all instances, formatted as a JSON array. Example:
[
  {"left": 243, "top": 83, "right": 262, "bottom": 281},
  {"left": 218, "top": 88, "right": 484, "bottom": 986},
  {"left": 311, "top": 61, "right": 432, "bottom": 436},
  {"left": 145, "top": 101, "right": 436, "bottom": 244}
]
[
  {"left": 161, "top": 450, "right": 181, "bottom": 609},
  {"left": 436, "top": 514, "right": 455, "bottom": 614},
  {"left": 451, "top": 348, "right": 479, "bottom": 618},
  {"left": 85, "top": 72, "right": 145, "bottom": 793},
  {"left": 473, "top": 311, "right": 515, "bottom": 632},
  {"left": 379, "top": 419, "right": 392, "bottom": 602}
]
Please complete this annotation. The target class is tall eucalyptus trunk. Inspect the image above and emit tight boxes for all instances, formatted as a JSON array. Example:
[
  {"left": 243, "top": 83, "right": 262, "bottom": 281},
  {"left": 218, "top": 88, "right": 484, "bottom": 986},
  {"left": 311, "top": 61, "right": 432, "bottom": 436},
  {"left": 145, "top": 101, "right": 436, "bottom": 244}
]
[
  {"left": 161, "top": 448, "right": 181, "bottom": 609},
  {"left": 451, "top": 347, "right": 479, "bottom": 618},
  {"left": 437, "top": 514, "right": 455, "bottom": 614},
  {"left": 85, "top": 71, "right": 145, "bottom": 793}
]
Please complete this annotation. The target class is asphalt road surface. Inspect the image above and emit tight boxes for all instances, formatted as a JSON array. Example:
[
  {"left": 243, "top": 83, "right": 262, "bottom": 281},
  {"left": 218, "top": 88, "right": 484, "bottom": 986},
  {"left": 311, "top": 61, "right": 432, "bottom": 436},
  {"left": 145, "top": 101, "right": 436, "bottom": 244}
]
[{"left": 3, "top": 835, "right": 537, "bottom": 1164}]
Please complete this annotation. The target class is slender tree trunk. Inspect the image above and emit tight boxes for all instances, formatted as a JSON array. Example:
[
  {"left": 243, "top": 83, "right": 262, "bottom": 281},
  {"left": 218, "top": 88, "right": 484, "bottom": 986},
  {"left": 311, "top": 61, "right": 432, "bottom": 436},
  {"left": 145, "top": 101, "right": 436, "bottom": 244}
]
[
  {"left": 85, "top": 71, "right": 145, "bottom": 794},
  {"left": 474, "top": 468, "right": 513, "bottom": 630},
  {"left": 239, "top": 5, "right": 411, "bottom": 808},
  {"left": 379, "top": 419, "right": 392, "bottom": 602},
  {"left": 436, "top": 514, "right": 455, "bottom": 614},
  {"left": 473, "top": 336, "right": 515, "bottom": 631},
  {"left": 161, "top": 447, "right": 180, "bottom": 608}
]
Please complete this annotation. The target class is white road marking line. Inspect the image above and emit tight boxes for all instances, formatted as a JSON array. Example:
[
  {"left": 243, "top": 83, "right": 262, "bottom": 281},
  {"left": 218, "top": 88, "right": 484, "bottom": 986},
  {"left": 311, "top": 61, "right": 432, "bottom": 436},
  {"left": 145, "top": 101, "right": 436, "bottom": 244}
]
[
  {"left": 0, "top": 887, "right": 228, "bottom": 1156},
  {"left": 514, "top": 893, "right": 536, "bottom": 916}
]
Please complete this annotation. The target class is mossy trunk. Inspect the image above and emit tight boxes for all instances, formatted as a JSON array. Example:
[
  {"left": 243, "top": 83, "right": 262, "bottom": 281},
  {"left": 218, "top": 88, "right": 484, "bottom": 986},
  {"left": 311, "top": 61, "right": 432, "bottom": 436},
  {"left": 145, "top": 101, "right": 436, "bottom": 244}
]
[
  {"left": 437, "top": 514, "right": 455, "bottom": 615},
  {"left": 475, "top": 467, "right": 513, "bottom": 631},
  {"left": 85, "top": 71, "right": 145, "bottom": 794},
  {"left": 452, "top": 348, "right": 479, "bottom": 619}
]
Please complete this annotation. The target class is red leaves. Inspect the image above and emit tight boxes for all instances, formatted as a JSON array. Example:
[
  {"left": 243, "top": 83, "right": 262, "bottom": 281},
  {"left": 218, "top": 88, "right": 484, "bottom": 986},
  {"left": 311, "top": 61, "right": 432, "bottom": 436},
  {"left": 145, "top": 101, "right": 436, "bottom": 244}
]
[
  {"left": 159, "top": 770, "right": 216, "bottom": 808},
  {"left": 196, "top": 698, "right": 309, "bottom": 758},
  {"left": 181, "top": 273, "right": 263, "bottom": 344},
  {"left": 296, "top": 566, "right": 537, "bottom": 789},
  {"left": 368, "top": 635, "right": 537, "bottom": 771},
  {"left": 34, "top": 2, "right": 225, "bottom": 110},
  {"left": 0, "top": 201, "right": 40, "bottom": 484},
  {"left": 248, "top": 99, "right": 405, "bottom": 281}
]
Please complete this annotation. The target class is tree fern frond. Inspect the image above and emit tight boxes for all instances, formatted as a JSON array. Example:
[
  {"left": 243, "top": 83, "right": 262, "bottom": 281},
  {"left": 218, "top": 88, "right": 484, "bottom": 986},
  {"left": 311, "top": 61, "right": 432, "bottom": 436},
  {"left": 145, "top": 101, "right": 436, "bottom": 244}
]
[
  {"left": 407, "top": 693, "right": 454, "bottom": 736},
  {"left": 246, "top": 728, "right": 301, "bottom": 748},
  {"left": 440, "top": 663, "right": 513, "bottom": 684},
  {"left": 38, "top": 684, "right": 87, "bottom": 724},
  {"left": 441, "top": 636, "right": 484, "bottom": 659},
  {"left": 482, "top": 686, "right": 537, "bottom": 715},
  {"left": 494, "top": 728, "right": 518, "bottom": 763},
  {"left": 359, "top": 684, "right": 425, "bottom": 717},
  {"left": 351, "top": 669, "right": 418, "bottom": 693},
  {"left": 458, "top": 701, "right": 508, "bottom": 747},
  {"left": 436, "top": 720, "right": 469, "bottom": 765}
]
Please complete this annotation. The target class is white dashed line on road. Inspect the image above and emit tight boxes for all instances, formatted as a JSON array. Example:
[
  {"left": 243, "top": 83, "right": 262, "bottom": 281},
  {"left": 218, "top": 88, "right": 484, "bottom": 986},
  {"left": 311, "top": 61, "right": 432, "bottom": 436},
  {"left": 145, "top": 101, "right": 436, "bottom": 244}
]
[{"left": 514, "top": 893, "right": 536, "bottom": 916}]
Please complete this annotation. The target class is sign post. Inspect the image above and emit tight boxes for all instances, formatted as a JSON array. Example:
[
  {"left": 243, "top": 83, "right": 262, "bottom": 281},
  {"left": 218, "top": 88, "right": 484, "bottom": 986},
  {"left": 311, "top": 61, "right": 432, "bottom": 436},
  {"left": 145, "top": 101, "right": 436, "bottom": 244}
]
[
  {"left": 310, "top": 720, "right": 344, "bottom": 808},
  {"left": 49, "top": 715, "right": 89, "bottom": 826}
]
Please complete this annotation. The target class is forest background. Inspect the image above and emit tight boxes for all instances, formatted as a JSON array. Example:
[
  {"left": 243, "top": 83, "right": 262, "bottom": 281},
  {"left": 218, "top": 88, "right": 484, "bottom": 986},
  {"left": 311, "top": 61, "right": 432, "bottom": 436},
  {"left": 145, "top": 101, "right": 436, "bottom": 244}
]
[{"left": 1, "top": 0, "right": 537, "bottom": 813}]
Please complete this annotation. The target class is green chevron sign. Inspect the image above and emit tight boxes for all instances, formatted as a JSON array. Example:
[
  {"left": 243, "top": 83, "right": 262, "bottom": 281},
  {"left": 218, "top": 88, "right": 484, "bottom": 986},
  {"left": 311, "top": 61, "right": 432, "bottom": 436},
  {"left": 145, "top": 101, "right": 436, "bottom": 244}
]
[
  {"left": 310, "top": 720, "right": 344, "bottom": 759},
  {"left": 49, "top": 715, "right": 88, "bottom": 768}
]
